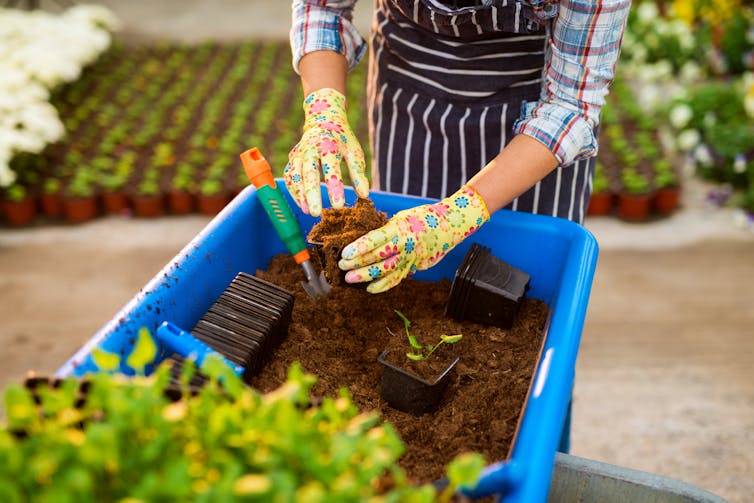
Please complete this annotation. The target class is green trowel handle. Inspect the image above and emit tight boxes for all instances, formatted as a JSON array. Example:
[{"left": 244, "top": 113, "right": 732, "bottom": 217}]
[
  {"left": 240, "top": 148, "right": 310, "bottom": 264},
  {"left": 256, "top": 184, "right": 309, "bottom": 260}
]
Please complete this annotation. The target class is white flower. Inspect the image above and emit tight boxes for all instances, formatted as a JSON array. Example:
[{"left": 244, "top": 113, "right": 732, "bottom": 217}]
[
  {"left": 679, "top": 61, "right": 701, "bottom": 84},
  {"left": 693, "top": 144, "right": 714, "bottom": 166},
  {"left": 635, "top": 85, "right": 658, "bottom": 111},
  {"left": 733, "top": 154, "right": 747, "bottom": 174},
  {"left": 0, "top": 163, "right": 17, "bottom": 187},
  {"left": 677, "top": 129, "right": 701, "bottom": 151},
  {"left": 669, "top": 104, "right": 693, "bottom": 129},
  {"left": 0, "top": 4, "right": 118, "bottom": 185},
  {"left": 636, "top": 2, "right": 659, "bottom": 23},
  {"left": 652, "top": 61, "right": 674, "bottom": 81},
  {"left": 64, "top": 4, "right": 122, "bottom": 32}
]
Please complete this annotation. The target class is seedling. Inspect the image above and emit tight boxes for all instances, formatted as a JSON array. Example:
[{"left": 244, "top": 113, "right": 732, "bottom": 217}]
[{"left": 393, "top": 309, "right": 462, "bottom": 361}]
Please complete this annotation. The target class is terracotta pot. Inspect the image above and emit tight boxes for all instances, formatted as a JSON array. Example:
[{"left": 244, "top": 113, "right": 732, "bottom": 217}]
[
  {"left": 586, "top": 191, "right": 613, "bottom": 216},
  {"left": 40, "top": 193, "right": 64, "bottom": 219},
  {"left": 617, "top": 193, "right": 652, "bottom": 222},
  {"left": 652, "top": 186, "right": 681, "bottom": 215},
  {"left": 63, "top": 196, "right": 99, "bottom": 224},
  {"left": 2, "top": 197, "right": 37, "bottom": 227},
  {"left": 168, "top": 190, "right": 196, "bottom": 214},
  {"left": 131, "top": 194, "right": 165, "bottom": 218},
  {"left": 196, "top": 193, "right": 230, "bottom": 216},
  {"left": 101, "top": 191, "right": 130, "bottom": 215}
]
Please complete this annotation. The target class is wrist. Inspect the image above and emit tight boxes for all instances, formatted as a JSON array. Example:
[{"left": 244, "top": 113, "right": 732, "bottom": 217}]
[
  {"left": 448, "top": 184, "right": 490, "bottom": 224},
  {"left": 303, "top": 88, "right": 348, "bottom": 121}
]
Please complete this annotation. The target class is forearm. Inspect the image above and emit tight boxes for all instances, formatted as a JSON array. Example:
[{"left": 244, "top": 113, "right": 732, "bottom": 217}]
[
  {"left": 299, "top": 50, "right": 348, "bottom": 96},
  {"left": 467, "top": 134, "right": 559, "bottom": 214}
]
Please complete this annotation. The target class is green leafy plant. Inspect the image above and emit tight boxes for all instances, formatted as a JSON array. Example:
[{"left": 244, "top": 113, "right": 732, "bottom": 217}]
[
  {"left": 171, "top": 162, "right": 196, "bottom": 193},
  {"left": 199, "top": 177, "right": 223, "bottom": 197},
  {"left": 3, "top": 184, "right": 28, "bottom": 203},
  {"left": 620, "top": 168, "right": 650, "bottom": 195},
  {"left": 66, "top": 170, "right": 96, "bottom": 199},
  {"left": 0, "top": 337, "right": 483, "bottom": 501},
  {"left": 593, "top": 161, "right": 610, "bottom": 194},
  {"left": 43, "top": 178, "right": 61, "bottom": 195},
  {"left": 393, "top": 310, "right": 463, "bottom": 361},
  {"left": 653, "top": 159, "right": 679, "bottom": 189}
]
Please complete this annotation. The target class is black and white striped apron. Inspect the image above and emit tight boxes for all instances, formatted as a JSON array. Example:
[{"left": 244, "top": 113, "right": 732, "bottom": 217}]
[{"left": 367, "top": 0, "right": 595, "bottom": 224}]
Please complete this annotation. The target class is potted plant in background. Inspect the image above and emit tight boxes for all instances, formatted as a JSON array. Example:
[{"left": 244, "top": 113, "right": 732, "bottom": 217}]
[
  {"left": 63, "top": 169, "right": 99, "bottom": 224},
  {"left": 617, "top": 167, "right": 652, "bottom": 221},
  {"left": 40, "top": 177, "right": 64, "bottom": 220},
  {"left": 652, "top": 159, "right": 682, "bottom": 215},
  {"left": 94, "top": 156, "right": 130, "bottom": 215},
  {"left": 1, "top": 183, "right": 37, "bottom": 227},
  {"left": 196, "top": 158, "right": 232, "bottom": 215},
  {"left": 131, "top": 169, "right": 165, "bottom": 218},
  {"left": 196, "top": 176, "right": 228, "bottom": 216},
  {"left": 168, "top": 159, "right": 198, "bottom": 214},
  {"left": 587, "top": 161, "right": 613, "bottom": 216}
]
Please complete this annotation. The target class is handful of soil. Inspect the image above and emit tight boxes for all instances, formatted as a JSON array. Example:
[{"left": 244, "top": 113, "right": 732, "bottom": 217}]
[{"left": 307, "top": 198, "right": 388, "bottom": 284}]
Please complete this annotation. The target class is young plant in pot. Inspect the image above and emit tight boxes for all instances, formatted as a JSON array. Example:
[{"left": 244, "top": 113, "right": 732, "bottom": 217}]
[
  {"left": 378, "top": 310, "right": 463, "bottom": 415},
  {"left": 587, "top": 161, "right": 613, "bottom": 216},
  {"left": 617, "top": 167, "right": 652, "bottom": 221},
  {"left": 652, "top": 159, "right": 681, "bottom": 215},
  {"left": 1, "top": 183, "right": 37, "bottom": 227}
]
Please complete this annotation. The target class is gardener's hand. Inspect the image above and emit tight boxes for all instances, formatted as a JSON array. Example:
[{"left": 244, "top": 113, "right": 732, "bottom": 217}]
[
  {"left": 284, "top": 88, "right": 370, "bottom": 217},
  {"left": 338, "top": 185, "right": 490, "bottom": 293}
]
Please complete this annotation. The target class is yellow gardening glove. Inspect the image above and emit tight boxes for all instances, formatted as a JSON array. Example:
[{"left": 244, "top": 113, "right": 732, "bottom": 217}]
[
  {"left": 284, "top": 88, "right": 370, "bottom": 217},
  {"left": 338, "top": 185, "right": 490, "bottom": 293}
]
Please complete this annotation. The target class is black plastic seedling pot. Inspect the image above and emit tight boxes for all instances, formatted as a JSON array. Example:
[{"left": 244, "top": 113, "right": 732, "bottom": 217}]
[
  {"left": 377, "top": 349, "right": 460, "bottom": 415},
  {"left": 446, "top": 243, "right": 530, "bottom": 329}
]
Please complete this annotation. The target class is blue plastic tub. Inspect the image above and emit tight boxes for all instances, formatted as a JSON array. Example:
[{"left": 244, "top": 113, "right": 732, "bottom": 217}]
[{"left": 56, "top": 182, "right": 598, "bottom": 503}]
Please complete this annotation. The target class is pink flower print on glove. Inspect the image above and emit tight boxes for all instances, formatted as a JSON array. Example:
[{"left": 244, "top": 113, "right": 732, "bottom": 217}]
[
  {"left": 285, "top": 88, "right": 369, "bottom": 217},
  {"left": 339, "top": 184, "right": 490, "bottom": 293}
]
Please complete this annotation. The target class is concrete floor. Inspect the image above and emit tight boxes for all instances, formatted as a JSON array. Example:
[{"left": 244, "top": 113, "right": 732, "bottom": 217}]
[{"left": 2, "top": 1, "right": 753, "bottom": 501}]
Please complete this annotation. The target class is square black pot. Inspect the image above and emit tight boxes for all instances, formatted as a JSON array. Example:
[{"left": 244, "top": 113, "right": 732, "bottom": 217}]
[
  {"left": 377, "top": 349, "right": 459, "bottom": 415},
  {"left": 446, "top": 243, "right": 530, "bottom": 329}
]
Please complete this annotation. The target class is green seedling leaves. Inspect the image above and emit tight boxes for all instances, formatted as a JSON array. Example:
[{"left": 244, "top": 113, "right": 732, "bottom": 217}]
[
  {"left": 440, "top": 334, "right": 463, "bottom": 344},
  {"left": 407, "top": 334, "right": 423, "bottom": 350},
  {"left": 393, "top": 310, "right": 463, "bottom": 361}
]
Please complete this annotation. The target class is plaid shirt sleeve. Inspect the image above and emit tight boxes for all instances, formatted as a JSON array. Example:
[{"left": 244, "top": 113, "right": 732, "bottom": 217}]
[
  {"left": 513, "top": 0, "right": 631, "bottom": 166},
  {"left": 290, "top": 0, "right": 368, "bottom": 74}
]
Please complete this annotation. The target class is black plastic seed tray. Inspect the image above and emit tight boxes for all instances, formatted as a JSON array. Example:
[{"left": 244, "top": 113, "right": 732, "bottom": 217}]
[{"left": 188, "top": 271, "right": 294, "bottom": 383}]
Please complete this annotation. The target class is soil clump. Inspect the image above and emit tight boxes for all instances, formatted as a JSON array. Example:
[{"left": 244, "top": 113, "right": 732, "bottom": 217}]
[{"left": 306, "top": 198, "right": 388, "bottom": 285}]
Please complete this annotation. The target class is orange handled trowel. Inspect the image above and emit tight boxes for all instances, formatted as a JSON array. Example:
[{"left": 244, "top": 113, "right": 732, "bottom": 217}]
[{"left": 239, "top": 147, "right": 331, "bottom": 299}]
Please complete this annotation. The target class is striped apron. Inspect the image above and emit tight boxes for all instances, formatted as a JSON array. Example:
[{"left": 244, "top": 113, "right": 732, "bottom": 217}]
[{"left": 367, "top": 0, "right": 595, "bottom": 224}]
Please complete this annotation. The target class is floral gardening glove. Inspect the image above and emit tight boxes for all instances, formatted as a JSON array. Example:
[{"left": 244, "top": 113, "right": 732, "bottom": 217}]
[
  {"left": 338, "top": 185, "right": 490, "bottom": 293},
  {"left": 284, "top": 88, "right": 370, "bottom": 217}
]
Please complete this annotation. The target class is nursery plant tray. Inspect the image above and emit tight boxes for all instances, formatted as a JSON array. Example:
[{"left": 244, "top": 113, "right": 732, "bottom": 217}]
[{"left": 57, "top": 182, "right": 598, "bottom": 503}]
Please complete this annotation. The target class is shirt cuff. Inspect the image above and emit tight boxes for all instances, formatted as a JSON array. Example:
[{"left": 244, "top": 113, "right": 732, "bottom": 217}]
[
  {"left": 290, "top": 5, "right": 368, "bottom": 74},
  {"left": 513, "top": 101, "right": 598, "bottom": 166}
]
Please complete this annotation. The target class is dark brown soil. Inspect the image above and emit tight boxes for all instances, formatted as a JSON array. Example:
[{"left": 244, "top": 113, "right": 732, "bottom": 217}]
[
  {"left": 253, "top": 254, "right": 548, "bottom": 485},
  {"left": 306, "top": 198, "right": 389, "bottom": 285}
]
